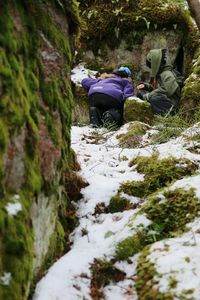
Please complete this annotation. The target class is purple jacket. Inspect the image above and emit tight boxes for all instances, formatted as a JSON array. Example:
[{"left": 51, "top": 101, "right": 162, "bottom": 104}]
[{"left": 81, "top": 77, "right": 134, "bottom": 104}]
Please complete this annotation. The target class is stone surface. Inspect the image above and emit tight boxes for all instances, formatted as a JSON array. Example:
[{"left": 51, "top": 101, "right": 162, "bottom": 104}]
[
  {"left": 31, "top": 193, "right": 57, "bottom": 274},
  {"left": 82, "top": 30, "right": 183, "bottom": 75},
  {"left": 38, "top": 119, "right": 61, "bottom": 183},
  {"left": 3, "top": 129, "right": 26, "bottom": 191}
]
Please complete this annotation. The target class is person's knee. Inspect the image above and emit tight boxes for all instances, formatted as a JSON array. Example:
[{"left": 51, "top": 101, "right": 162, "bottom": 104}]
[{"left": 149, "top": 93, "right": 173, "bottom": 115}]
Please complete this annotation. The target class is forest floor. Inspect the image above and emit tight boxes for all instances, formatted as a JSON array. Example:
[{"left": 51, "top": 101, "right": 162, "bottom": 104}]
[{"left": 33, "top": 120, "right": 200, "bottom": 300}]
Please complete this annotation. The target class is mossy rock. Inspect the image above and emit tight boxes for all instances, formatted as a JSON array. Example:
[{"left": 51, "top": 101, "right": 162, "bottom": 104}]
[
  {"left": 0, "top": 193, "right": 34, "bottom": 300},
  {"left": 124, "top": 99, "right": 154, "bottom": 124},
  {"left": 108, "top": 194, "right": 130, "bottom": 213},
  {"left": 79, "top": 0, "right": 199, "bottom": 78},
  {"left": 115, "top": 186, "right": 200, "bottom": 260},
  {"left": 120, "top": 153, "right": 198, "bottom": 197},
  {"left": 117, "top": 121, "right": 150, "bottom": 148},
  {"left": 180, "top": 48, "right": 200, "bottom": 116},
  {"left": 143, "top": 187, "right": 200, "bottom": 234},
  {"left": 0, "top": 0, "right": 80, "bottom": 299},
  {"left": 79, "top": 0, "right": 191, "bottom": 50},
  {"left": 136, "top": 246, "right": 174, "bottom": 300}
]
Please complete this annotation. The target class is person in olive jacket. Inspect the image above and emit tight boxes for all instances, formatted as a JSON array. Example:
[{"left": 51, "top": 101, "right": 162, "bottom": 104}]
[
  {"left": 81, "top": 67, "right": 134, "bottom": 128},
  {"left": 136, "top": 48, "right": 180, "bottom": 115}
]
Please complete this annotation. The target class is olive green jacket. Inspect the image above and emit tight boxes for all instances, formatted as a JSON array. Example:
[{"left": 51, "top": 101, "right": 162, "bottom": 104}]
[{"left": 143, "top": 49, "right": 180, "bottom": 106}]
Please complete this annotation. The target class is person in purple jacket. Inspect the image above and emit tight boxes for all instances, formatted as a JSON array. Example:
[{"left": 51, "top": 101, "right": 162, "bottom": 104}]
[{"left": 81, "top": 66, "right": 134, "bottom": 128}]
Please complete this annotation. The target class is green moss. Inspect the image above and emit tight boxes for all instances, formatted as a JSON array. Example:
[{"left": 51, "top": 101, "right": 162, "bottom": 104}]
[
  {"left": 24, "top": 158, "right": 43, "bottom": 194},
  {"left": 136, "top": 243, "right": 196, "bottom": 299},
  {"left": 0, "top": 120, "right": 8, "bottom": 154},
  {"left": 108, "top": 194, "right": 130, "bottom": 213},
  {"left": 120, "top": 153, "right": 198, "bottom": 197},
  {"left": 181, "top": 49, "right": 200, "bottom": 116},
  {"left": 0, "top": 4, "right": 17, "bottom": 52},
  {"left": 143, "top": 188, "right": 200, "bottom": 234},
  {"left": 40, "top": 76, "right": 73, "bottom": 146},
  {"left": 72, "top": 86, "right": 89, "bottom": 125},
  {"left": 115, "top": 231, "right": 147, "bottom": 260},
  {"left": 136, "top": 246, "right": 174, "bottom": 300},
  {"left": 0, "top": 159, "right": 4, "bottom": 197},
  {"left": 80, "top": 0, "right": 191, "bottom": 54},
  {"left": 124, "top": 99, "right": 154, "bottom": 124},
  {"left": 0, "top": 192, "right": 34, "bottom": 300},
  {"left": 25, "top": 117, "right": 39, "bottom": 160},
  {"left": 169, "top": 276, "right": 178, "bottom": 289},
  {"left": 117, "top": 122, "right": 149, "bottom": 148},
  {"left": 115, "top": 186, "right": 200, "bottom": 263},
  {"left": 0, "top": 1, "right": 79, "bottom": 298},
  {"left": 151, "top": 113, "right": 190, "bottom": 144}
]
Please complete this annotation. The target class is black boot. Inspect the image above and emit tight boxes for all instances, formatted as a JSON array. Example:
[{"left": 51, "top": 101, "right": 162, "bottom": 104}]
[
  {"left": 102, "top": 109, "right": 122, "bottom": 128},
  {"left": 89, "top": 106, "right": 102, "bottom": 127}
]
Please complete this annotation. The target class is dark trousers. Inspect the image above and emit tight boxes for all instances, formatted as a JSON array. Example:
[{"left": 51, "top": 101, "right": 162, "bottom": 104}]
[
  {"left": 88, "top": 93, "right": 123, "bottom": 126},
  {"left": 138, "top": 90, "right": 174, "bottom": 116},
  {"left": 150, "top": 93, "right": 174, "bottom": 115}
]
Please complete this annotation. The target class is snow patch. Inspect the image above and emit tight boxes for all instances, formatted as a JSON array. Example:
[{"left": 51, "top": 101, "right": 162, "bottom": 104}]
[
  {"left": 0, "top": 272, "right": 11, "bottom": 286},
  {"left": 6, "top": 200, "right": 22, "bottom": 216},
  {"left": 71, "top": 62, "right": 97, "bottom": 86}
]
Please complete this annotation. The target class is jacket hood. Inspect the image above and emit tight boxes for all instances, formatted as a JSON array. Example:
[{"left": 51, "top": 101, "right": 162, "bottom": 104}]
[{"left": 147, "top": 49, "right": 164, "bottom": 77}]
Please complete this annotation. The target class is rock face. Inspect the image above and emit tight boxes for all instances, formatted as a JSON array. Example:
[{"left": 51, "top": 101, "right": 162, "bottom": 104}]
[
  {"left": 81, "top": 30, "right": 183, "bottom": 74},
  {"left": 0, "top": 1, "right": 80, "bottom": 299},
  {"left": 78, "top": 0, "right": 199, "bottom": 76}
]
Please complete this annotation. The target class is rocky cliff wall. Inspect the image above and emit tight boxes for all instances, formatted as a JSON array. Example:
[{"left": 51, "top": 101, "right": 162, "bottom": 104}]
[
  {"left": 78, "top": 0, "right": 199, "bottom": 77},
  {"left": 0, "top": 1, "right": 81, "bottom": 299}
]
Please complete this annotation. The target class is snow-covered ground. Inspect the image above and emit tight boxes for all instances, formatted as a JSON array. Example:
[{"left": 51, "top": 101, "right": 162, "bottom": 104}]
[
  {"left": 33, "top": 64, "right": 200, "bottom": 299},
  {"left": 33, "top": 122, "right": 200, "bottom": 300},
  {"left": 33, "top": 125, "right": 147, "bottom": 300}
]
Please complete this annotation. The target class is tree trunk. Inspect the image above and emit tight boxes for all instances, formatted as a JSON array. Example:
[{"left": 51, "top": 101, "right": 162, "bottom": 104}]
[{"left": 186, "top": 0, "right": 200, "bottom": 31}]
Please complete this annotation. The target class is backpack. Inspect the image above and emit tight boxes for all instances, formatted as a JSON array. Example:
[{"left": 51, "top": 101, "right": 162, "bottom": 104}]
[{"left": 172, "top": 69, "right": 185, "bottom": 90}]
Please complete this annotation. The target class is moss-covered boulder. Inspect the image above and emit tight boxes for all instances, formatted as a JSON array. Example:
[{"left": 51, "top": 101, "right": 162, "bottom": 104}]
[
  {"left": 124, "top": 98, "right": 154, "bottom": 124},
  {"left": 116, "top": 121, "right": 150, "bottom": 147},
  {"left": 0, "top": 1, "right": 81, "bottom": 299},
  {"left": 180, "top": 48, "right": 200, "bottom": 114}
]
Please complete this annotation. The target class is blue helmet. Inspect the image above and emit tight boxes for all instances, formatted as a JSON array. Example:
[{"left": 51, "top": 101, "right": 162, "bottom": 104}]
[{"left": 118, "top": 66, "right": 132, "bottom": 77}]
